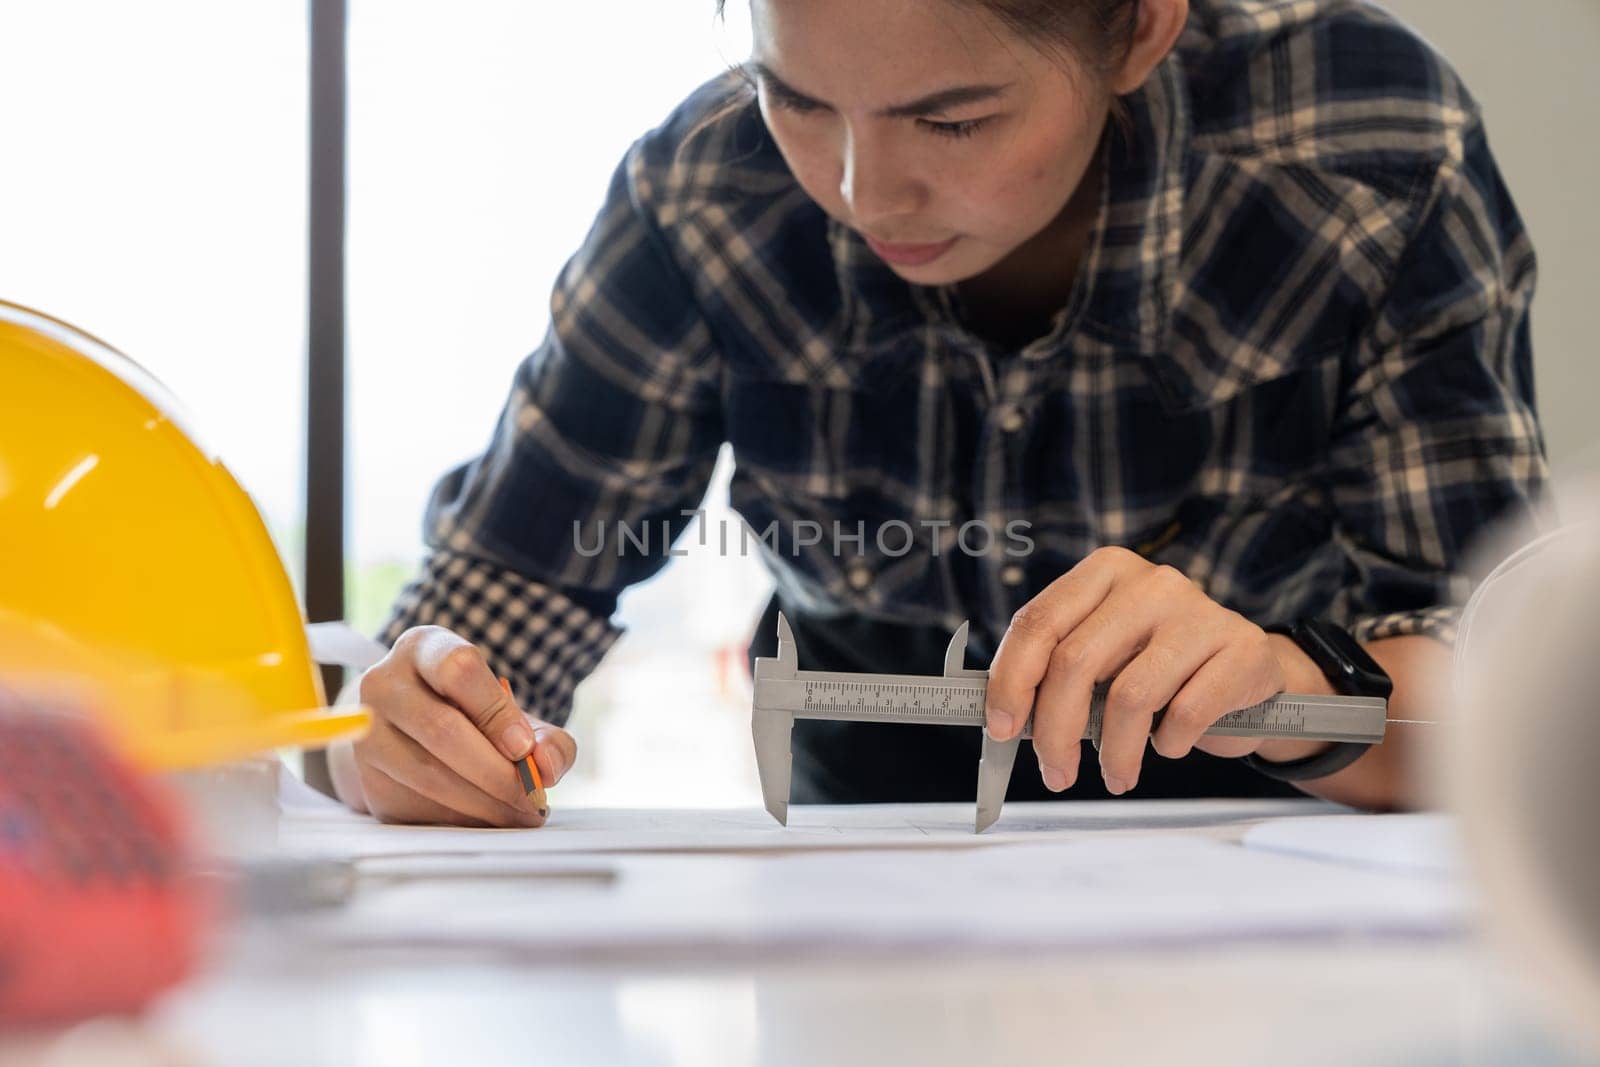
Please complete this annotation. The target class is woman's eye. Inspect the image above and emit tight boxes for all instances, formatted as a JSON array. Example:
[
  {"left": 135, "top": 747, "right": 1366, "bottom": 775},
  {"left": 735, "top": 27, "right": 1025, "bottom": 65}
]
[
  {"left": 769, "top": 91, "right": 823, "bottom": 115},
  {"left": 920, "top": 117, "right": 990, "bottom": 140}
]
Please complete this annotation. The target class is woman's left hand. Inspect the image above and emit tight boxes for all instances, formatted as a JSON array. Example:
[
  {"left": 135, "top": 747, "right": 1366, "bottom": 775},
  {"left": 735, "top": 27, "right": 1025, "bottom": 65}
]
[{"left": 985, "top": 546, "right": 1290, "bottom": 795}]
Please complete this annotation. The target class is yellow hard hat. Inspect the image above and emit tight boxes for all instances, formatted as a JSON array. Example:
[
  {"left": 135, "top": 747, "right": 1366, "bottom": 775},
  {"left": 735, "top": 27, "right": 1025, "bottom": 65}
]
[{"left": 0, "top": 300, "right": 368, "bottom": 768}]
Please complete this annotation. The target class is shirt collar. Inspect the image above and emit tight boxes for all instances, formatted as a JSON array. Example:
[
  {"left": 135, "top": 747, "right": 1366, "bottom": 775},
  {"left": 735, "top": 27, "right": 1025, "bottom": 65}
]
[{"left": 1078, "top": 52, "right": 1191, "bottom": 354}]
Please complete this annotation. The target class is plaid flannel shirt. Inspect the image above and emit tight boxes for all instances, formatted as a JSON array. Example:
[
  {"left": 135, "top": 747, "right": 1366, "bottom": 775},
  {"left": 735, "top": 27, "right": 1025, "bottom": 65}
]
[{"left": 380, "top": 0, "right": 1547, "bottom": 727}]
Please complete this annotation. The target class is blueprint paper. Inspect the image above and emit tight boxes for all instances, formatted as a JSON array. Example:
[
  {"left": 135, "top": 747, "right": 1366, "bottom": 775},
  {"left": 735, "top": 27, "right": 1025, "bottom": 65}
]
[
  {"left": 1241, "top": 814, "right": 1462, "bottom": 877},
  {"left": 282, "top": 835, "right": 1468, "bottom": 958}
]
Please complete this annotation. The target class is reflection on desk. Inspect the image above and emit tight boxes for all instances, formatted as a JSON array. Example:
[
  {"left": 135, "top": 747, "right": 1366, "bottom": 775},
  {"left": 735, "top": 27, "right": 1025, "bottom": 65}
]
[{"left": 1, "top": 793, "right": 1587, "bottom": 1067}]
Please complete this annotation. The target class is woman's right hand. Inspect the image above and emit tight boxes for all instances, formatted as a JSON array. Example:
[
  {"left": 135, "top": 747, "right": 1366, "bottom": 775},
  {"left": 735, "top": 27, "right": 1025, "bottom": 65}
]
[{"left": 328, "top": 625, "right": 577, "bottom": 827}]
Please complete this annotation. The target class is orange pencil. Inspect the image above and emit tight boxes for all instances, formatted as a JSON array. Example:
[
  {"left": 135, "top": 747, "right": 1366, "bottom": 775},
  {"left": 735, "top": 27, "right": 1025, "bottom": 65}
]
[{"left": 500, "top": 677, "right": 549, "bottom": 819}]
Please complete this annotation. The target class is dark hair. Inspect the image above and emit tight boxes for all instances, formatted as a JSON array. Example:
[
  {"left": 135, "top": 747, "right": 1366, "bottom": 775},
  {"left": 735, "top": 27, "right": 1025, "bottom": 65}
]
[
  {"left": 979, "top": 0, "right": 1141, "bottom": 74},
  {"left": 715, "top": 0, "right": 1141, "bottom": 76}
]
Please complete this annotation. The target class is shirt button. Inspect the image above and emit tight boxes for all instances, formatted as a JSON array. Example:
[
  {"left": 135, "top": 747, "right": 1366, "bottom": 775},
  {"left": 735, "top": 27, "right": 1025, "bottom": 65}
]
[
  {"left": 1000, "top": 564, "right": 1026, "bottom": 587},
  {"left": 998, "top": 406, "right": 1026, "bottom": 433},
  {"left": 847, "top": 563, "right": 873, "bottom": 591}
]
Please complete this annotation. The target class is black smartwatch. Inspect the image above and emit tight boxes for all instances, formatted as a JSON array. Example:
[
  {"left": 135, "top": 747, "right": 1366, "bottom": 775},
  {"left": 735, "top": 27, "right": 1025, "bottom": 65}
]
[{"left": 1242, "top": 618, "right": 1393, "bottom": 782}]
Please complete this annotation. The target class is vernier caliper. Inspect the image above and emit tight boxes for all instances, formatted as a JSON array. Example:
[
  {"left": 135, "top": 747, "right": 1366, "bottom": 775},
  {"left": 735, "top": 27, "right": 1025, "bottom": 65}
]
[{"left": 751, "top": 613, "right": 1390, "bottom": 833}]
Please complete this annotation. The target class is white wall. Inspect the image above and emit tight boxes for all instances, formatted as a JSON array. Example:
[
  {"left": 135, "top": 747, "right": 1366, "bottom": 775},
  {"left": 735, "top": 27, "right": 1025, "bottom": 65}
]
[{"left": 1380, "top": 0, "right": 1600, "bottom": 480}]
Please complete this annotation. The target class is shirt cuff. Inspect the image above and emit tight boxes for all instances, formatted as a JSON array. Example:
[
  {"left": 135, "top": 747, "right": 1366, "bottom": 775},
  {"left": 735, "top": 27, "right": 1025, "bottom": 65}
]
[
  {"left": 376, "top": 549, "right": 624, "bottom": 728},
  {"left": 1349, "top": 605, "right": 1459, "bottom": 647}
]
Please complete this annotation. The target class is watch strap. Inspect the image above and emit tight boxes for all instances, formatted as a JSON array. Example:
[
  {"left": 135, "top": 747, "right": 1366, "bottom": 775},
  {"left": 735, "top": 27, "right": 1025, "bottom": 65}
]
[
  {"left": 1246, "top": 617, "right": 1389, "bottom": 782},
  {"left": 1241, "top": 741, "right": 1371, "bottom": 782}
]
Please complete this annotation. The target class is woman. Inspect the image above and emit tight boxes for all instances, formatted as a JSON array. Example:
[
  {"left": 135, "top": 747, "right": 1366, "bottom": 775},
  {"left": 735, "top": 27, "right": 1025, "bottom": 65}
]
[{"left": 329, "top": 0, "right": 1546, "bottom": 826}]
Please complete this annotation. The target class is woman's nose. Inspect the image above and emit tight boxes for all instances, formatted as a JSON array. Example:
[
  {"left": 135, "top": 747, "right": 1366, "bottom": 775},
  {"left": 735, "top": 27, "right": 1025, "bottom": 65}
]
[{"left": 840, "top": 132, "right": 923, "bottom": 225}]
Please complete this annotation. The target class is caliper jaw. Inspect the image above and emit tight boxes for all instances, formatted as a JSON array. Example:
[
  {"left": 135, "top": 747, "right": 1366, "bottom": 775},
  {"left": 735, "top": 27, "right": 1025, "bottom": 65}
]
[
  {"left": 751, "top": 613, "right": 799, "bottom": 826},
  {"left": 944, "top": 620, "right": 1020, "bottom": 833},
  {"left": 752, "top": 710, "right": 794, "bottom": 827},
  {"left": 975, "top": 733, "right": 1022, "bottom": 834},
  {"left": 752, "top": 613, "right": 1021, "bottom": 833}
]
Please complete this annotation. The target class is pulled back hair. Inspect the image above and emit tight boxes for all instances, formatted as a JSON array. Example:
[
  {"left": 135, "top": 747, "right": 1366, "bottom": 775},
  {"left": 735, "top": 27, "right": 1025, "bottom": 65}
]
[
  {"left": 715, "top": 0, "right": 1142, "bottom": 78},
  {"left": 978, "top": 0, "right": 1141, "bottom": 75},
  {"left": 693, "top": 0, "right": 1144, "bottom": 157}
]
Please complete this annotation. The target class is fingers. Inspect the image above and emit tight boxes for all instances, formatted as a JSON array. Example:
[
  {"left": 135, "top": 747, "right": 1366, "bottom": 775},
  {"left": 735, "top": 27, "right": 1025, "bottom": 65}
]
[
  {"left": 1027, "top": 562, "right": 1185, "bottom": 791},
  {"left": 532, "top": 726, "right": 577, "bottom": 786},
  {"left": 358, "top": 720, "right": 543, "bottom": 828},
  {"left": 346, "top": 625, "right": 585, "bottom": 827},
  {"left": 988, "top": 549, "right": 1284, "bottom": 797},
  {"left": 1027, "top": 622, "right": 1111, "bottom": 791},
  {"left": 1157, "top": 631, "right": 1284, "bottom": 761},
  {"left": 364, "top": 658, "right": 538, "bottom": 815},
  {"left": 355, "top": 742, "right": 494, "bottom": 828},
  {"left": 1189, "top": 734, "right": 1260, "bottom": 760},
  {"left": 986, "top": 547, "right": 1138, "bottom": 740},
  {"left": 1098, "top": 623, "right": 1226, "bottom": 792},
  {"left": 405, "top": 627, "right": 536, "bottom": 760}
]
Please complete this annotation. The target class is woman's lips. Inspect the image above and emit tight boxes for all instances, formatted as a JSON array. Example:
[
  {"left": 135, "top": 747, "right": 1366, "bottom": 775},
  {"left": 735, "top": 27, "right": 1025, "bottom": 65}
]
[{"left": 863, "top": 233, "right": 958, "bottom": 267}]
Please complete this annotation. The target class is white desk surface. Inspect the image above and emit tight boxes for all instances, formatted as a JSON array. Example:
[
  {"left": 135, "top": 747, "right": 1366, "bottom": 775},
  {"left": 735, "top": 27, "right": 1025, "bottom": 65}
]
[{"left": 3, "top": 799, "right": 1589, "bottom": 1067}]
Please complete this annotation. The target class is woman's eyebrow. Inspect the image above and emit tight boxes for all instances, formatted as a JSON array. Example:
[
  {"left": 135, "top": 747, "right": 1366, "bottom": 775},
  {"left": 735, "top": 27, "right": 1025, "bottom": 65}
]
[{"left": 750, "top": 61, "right": 1012, "bottom": 117}]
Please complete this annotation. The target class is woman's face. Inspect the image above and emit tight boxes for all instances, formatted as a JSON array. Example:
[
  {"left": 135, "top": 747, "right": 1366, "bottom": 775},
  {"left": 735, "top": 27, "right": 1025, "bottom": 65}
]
[{"left": 750, "top": 0, "right": 1112, "bottom": 286}]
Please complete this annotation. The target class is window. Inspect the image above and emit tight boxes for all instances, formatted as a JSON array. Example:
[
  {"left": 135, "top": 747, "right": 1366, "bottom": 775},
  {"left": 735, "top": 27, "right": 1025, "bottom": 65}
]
[
  {"left": 0, "top": 1, "right": 309, "bottom": 584},
  {"left": 347, "top": 1, "right": 768, "bottom": 805}
]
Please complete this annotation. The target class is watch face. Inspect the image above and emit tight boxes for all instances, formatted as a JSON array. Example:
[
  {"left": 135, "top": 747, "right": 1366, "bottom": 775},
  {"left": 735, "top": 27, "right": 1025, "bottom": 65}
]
[{"left": 1297, "top": 619, "right": 1394, "bottom": 699}]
